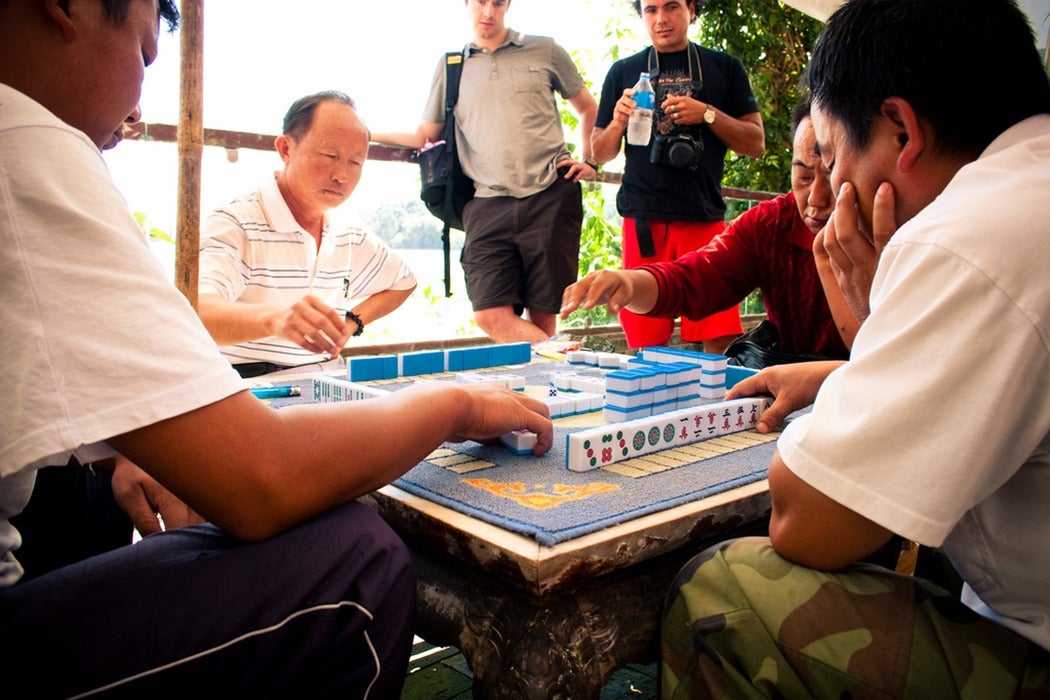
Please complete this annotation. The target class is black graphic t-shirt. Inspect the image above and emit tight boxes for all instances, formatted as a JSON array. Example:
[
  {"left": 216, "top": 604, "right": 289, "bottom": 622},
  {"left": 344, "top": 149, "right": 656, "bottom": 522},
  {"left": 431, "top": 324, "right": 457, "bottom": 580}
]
[
  {"left": 596, "top": 43, "right": 759, "bottom": 222},
  {"left": 652, "top": 50, "right": 698, "bottom": 140}
]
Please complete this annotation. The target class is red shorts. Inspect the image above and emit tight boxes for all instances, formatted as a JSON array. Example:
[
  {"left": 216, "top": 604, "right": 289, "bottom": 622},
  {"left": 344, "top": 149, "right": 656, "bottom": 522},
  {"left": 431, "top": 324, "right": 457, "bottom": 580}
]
[{"left": 620, "top": 217, "right": 742, "bottom": 348}]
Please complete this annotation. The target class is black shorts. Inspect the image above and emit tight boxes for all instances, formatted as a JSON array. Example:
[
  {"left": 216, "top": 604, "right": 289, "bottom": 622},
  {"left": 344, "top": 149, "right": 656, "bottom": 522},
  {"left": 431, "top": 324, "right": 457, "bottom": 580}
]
[{"left": 460, "top": 174, "right": 582, "bottom": 315}]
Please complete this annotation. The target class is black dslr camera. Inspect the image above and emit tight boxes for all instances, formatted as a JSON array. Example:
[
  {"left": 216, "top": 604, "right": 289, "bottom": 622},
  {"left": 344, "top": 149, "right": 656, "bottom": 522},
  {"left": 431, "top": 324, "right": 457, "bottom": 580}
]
[{"left": 650, "top": 132, "right": 703, "bottom": 170}]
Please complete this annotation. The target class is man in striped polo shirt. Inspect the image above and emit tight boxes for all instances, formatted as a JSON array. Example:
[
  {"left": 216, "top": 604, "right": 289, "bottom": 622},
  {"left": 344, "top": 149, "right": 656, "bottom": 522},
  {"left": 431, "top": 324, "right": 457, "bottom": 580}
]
[{"left": 199, "top": 91, "right": 417, "bottom": 377}]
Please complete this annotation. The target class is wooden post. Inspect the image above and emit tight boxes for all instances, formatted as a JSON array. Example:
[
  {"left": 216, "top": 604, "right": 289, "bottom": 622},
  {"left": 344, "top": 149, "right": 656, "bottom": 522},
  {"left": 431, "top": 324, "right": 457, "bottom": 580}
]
[
  {"left": 175, "top": 0, "right": 203, "bottom": 308},
  {"left": 1045, "top": 26, "right": 1049, "bottom": 76}
]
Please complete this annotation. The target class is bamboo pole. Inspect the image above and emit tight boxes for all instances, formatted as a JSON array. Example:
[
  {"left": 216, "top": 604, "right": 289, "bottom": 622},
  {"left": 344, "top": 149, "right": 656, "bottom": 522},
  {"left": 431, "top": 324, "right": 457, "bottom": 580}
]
[{"left": 175, "top": 0, "right": 204, "bottom": 309}]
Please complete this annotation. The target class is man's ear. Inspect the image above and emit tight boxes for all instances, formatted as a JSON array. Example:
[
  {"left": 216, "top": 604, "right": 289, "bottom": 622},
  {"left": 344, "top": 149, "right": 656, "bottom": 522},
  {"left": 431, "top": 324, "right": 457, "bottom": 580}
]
[
  {"left": 40, "top": 0, "right": 77, "bottom": 42},
  {"left": 882, "top": 97, "right": 924, "bottom": 173},
  {"left": 274, "top": 134, "right": 292, "bottom": 163}
]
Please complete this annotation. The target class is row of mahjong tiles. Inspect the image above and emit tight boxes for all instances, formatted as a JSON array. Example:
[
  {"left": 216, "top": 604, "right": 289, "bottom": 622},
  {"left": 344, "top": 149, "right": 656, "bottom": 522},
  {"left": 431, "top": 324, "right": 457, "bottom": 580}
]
[
  {"left": 346, "top": 341, "right": 533, "bottom": 381},
  {"left": 312, "top": 343, "right": 763, "bottom": 470}
]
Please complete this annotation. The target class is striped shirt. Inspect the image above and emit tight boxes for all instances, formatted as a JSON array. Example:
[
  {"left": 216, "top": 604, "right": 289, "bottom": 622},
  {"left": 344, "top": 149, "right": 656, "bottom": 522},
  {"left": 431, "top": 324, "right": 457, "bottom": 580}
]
[{"left": 199, "top": 175, "right": 416, "bottom": 367}]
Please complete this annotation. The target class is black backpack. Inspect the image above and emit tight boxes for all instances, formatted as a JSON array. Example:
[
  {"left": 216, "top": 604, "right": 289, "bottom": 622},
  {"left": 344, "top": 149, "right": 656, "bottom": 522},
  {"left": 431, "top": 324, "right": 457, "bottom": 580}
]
[
  {"left": 725, "top": 320, "right": 848, "bottom": 369},
  {"left": 416, "top": 51, "right": 475, "bottom": 296}
]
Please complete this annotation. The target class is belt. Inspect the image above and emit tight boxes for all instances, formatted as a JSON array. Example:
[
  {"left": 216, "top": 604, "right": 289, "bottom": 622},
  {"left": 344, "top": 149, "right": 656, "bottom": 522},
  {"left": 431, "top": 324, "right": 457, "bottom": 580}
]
[{"left": 634, "top": 218, "right": 657, "bottom": 258}]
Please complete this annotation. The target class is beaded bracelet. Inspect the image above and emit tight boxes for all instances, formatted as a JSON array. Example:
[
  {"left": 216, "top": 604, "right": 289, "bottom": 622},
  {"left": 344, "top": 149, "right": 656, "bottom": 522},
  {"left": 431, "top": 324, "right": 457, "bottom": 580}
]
[{"left": 344, "top": 309, "right": 365, "bottom": 337}]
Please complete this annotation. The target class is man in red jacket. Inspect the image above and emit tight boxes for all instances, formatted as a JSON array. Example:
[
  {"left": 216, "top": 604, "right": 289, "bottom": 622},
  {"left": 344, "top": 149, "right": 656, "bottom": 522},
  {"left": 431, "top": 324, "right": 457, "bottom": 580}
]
[{"left": 562, "top": 99, "right": 850, "bottom": 362}]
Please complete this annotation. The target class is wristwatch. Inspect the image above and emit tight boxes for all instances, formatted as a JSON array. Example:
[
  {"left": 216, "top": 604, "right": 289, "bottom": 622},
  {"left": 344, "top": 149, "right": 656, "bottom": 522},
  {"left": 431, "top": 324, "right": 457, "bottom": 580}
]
[
  {"left": 584, "top": 157, "right": 600, "bottom": 171},
  {"left": 703, "top": 105, "right": 717, "bottom": 124}
]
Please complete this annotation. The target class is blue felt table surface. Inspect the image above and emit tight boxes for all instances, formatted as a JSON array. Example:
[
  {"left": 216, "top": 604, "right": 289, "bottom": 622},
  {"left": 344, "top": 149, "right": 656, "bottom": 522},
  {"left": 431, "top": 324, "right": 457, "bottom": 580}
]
[
  {"left": 395, "top": 431, "right": 774, "bottom": 546},
  {"left": 257, "top": 363, "right": 777, "bottom": 546}
]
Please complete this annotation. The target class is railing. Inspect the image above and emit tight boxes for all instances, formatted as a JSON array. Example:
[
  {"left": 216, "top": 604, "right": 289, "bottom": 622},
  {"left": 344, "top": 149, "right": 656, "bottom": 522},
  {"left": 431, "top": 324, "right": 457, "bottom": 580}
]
[
  {"left": 124, "top": 122, "right": 779, "bottom": 203},
  {"left": 123, "top": 121, "right": 773, "bottom": 348}
]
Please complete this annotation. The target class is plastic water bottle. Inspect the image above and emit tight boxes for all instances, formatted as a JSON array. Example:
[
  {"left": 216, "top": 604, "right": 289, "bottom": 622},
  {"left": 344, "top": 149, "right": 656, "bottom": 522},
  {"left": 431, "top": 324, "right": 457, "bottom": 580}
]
[{"left": 626, "top": 72, "right": 655, "bottom": 146}]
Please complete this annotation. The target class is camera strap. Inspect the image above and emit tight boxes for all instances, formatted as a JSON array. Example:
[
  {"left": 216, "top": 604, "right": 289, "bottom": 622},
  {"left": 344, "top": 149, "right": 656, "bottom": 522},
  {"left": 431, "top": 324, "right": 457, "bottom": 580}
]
[{"left": 647, "top": 43, "right": 704, "bottom": 97}]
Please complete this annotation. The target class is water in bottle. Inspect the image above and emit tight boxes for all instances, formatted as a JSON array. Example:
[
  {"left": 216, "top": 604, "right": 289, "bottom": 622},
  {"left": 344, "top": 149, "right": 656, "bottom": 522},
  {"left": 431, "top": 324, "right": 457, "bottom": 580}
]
[{"left": 627, "top": 72, "right": 654, "bottom": 146}]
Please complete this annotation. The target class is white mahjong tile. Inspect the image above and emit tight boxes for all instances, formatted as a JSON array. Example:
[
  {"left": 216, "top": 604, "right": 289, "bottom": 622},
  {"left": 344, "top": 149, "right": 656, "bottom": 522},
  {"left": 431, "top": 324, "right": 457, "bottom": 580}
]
[{"left": 500, "top": 429, "right": 538, "bottom": 454}]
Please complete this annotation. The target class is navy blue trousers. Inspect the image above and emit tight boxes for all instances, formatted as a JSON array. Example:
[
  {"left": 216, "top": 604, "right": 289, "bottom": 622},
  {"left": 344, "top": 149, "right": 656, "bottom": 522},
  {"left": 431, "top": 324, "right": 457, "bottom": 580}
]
[{"left": 0, "top": 501, "right": 415, "bottom": 698}]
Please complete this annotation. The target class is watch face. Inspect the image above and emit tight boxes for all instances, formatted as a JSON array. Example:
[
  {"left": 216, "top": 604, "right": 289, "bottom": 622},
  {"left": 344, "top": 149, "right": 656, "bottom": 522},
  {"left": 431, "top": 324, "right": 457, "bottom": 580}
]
[{"left": 704, "top": 108, "right": 716, "bottom": 124}]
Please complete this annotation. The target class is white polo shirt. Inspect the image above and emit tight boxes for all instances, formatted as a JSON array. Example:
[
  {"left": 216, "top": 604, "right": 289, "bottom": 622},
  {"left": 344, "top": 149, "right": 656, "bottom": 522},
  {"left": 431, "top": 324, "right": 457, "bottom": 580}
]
[{"left": 198, "top": 176, "right": 416, "bottom": 367}]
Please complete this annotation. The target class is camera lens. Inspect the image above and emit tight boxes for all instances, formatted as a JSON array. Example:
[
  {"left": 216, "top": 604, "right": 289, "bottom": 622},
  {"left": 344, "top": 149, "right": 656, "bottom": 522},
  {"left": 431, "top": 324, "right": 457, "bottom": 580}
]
[{"left": 667, "top": 141, "right": 696, "bottom": 167}]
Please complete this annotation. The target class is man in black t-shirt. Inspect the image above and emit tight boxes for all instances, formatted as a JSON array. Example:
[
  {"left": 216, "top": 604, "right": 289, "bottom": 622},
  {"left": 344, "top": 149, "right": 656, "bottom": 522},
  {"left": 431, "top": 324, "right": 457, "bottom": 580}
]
[{"left": 592, "top": 0, "right": 764, "bottom": 352}]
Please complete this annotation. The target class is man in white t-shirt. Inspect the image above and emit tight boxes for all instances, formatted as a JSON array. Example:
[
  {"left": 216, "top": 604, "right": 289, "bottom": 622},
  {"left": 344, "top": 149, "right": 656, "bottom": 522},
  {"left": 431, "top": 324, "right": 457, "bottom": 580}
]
[
  {"left": 7, "top": 101, "right": 152, "bottom": 583},
  {"left": 198, "top": 91, "right": 417, "bottom": 377},
  {"left": 661, "top": 0, "right": 1050, "bottom": 696},
  {"left": 0, "top": 1, "right": 553, "bottom": 695}
]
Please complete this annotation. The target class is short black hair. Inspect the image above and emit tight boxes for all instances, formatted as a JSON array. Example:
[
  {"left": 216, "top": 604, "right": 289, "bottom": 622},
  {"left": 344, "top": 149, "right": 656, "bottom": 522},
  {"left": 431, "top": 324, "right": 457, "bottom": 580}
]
[
  {"left": 96, "top": 0, "right": 180, "bottom": 31},
  {"left": 630, "top": 0, "right": 704, "bottom": 24},
  {"left": 789, "top": 93, "right": 811, "bottom": 138},
  {"left": 281, "top": 91, "right": 357, "bottom": 140},
  {"left": 805, "top": 0, "right": 1050, "bottom": 159}
]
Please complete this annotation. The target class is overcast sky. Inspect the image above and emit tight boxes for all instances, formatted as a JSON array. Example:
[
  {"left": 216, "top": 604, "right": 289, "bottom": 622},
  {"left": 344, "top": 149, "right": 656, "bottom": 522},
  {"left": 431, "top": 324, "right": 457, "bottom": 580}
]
[
  {"left": 105, "top": 0, "right": 1049, "bottom": 237},
  {"left": 105, "top": 0, "right": 625, "bottom": 231}
]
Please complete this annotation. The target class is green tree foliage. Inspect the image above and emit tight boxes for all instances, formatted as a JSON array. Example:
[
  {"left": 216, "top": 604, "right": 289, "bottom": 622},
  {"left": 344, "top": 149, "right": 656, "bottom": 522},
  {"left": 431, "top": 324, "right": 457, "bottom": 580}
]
[
  {"left": 560, "top": 182, "right": 622, "bottom": 329},
  {"left": 694, "top": 0, "right": 823, "bottom": 194},
  {"left": 367, "top": 198, "right": 465, "bottom": 250},
  {"left": 134, "top": 211, "right": 174, "bottom": 243}
]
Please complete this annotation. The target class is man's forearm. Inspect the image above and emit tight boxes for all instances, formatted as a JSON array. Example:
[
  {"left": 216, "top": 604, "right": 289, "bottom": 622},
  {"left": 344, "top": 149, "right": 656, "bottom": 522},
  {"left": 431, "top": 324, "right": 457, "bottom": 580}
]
[
  {"left": 197, "top": 294, "right": 275, "bottom": 346},
  {"left": 577, "top": 110, "right": 598, "bottom": 162},
  {"left": 710, "top": 111, "right": 765, "bottom": 159},
  {"left": 569, "top": 89, "right": 599, "bottom": 162},
  {"left": 591, "top": 125, "right": 625, "bottom": 164},
  {"left": 371, "top": 122, "right": 443, "bottom": 150},
  {"left": 349, "top": 287, "right": 416, "bottom": 327},
  {"left": 370, "top": 131, "right": 425, "bottom": 149}
]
